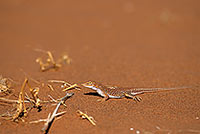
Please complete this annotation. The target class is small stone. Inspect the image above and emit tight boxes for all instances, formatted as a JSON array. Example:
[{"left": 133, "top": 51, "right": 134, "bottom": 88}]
[{"left": 136, "top": 130, "right": 140, "bottom": 134}]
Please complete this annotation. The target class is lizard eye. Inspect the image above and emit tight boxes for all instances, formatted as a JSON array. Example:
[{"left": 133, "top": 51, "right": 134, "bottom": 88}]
[{"left": 87, "top": 81, "right": 93, "bottom": 86}]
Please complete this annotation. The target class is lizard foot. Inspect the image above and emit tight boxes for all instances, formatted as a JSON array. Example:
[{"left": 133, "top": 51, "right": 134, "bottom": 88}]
[
  {"left": 133, "top": 96, "right": 142, "bottom": 102},
  {"left": 97, "top": 97, "right": 108, "bottom": 102}
]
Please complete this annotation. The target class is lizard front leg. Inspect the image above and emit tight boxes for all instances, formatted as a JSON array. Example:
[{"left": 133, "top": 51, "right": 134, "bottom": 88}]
[{"left": 97, "top": 93, "right": 109, "bottom": 102}]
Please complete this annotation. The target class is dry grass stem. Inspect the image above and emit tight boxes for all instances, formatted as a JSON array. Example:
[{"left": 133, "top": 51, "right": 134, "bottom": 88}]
[
  {"left": 0, "top": 96, "right": 55, "bottom": 104},
  {"left": 77, "top": 110, "right": 96, "bottom": 126},
  {"left": 48, "top": 95, "right": 57, "bottom": 103},
  {"left": 29, "top": 112, "right": 65, "bottom": 124},
  {"left": 62, "top": 84, "right": 80, "bottom": 91},
  {"left": 29, "top": 119, "right": 47, "bottom": 124},
  {"left": 0, "top": 97, "right": 30, "bottom": 103},
  {"left": 20, "top": 70, "right": 41, "bottom": 85},
  {"left": 12, "top": 78, "right": 28, "bottom": 122},
  {"left": 29, "top": 86, "right": 41, "bottom": 109},
  {"left": 47, "top": 84, "right": 54, "bottom": 91},
  {"left": 48, "top": 80, "right": 81, "bottom": 91}
]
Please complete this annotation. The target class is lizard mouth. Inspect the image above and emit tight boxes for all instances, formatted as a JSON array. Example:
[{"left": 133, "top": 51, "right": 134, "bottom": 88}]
[{"left": 81, "top": 83, "right": 88, "bottom": 87}]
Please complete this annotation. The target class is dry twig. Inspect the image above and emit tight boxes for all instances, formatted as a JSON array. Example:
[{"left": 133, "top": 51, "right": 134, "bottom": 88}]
[
  {"left": 62, "top": 84, "right": 79, "bottom": 91},
  {"left": 29, "top": 112, "right": 65, "bottom": 124},
  {"left": 48, "top": 80, "right": 81, "bottom": 91},
  {"left": 41, "top": 92, "right": 74, "bottom": 134},
  {"left": 77, "top": 110, "right": 96, "bottom": 126}
]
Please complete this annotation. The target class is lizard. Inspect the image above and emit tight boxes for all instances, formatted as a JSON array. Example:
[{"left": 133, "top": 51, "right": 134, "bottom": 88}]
[{"left": 81, "top": 80, "right": 190, "bottom": 102}]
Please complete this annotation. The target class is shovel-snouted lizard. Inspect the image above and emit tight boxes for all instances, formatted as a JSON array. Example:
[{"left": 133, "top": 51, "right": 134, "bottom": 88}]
[{"left": 81, "top": 81, "right": 189, "bottom": 102}]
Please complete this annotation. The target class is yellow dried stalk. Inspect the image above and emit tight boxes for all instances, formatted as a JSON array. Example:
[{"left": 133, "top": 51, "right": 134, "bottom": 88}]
[
  {"left": 29, "top": 87, "right": 41, "bottom": 108},
  {"left": 48, "top": 80, "right": 81, "bottom": 91},
  {"left": 62, "top": 84, "right": 80, "bottom": 91},
  {"left": 23, "top": 79, "right": 42, "bottom": 110},
  {"left": 77, "top": 110, "right": 96, "bottom": 126},
  {"left": 47, "top": 51, "right": 56, "bottom": 65},
  {"left": 47, "top": 84, "right": 54, "bottom": 91},
  {"left": 12, "top": 78, "right": 28, "bottom": 122}
]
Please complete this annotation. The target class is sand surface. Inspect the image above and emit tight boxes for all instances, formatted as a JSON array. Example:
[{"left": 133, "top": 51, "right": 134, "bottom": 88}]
[{"left": 0, "top": 0, "right": 200, "bottom": 134}]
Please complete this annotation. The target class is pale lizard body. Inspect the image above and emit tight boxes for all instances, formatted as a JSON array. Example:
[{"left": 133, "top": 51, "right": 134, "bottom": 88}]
[{"left": 81, "top": 81, "right": 190, "bottom": 102}]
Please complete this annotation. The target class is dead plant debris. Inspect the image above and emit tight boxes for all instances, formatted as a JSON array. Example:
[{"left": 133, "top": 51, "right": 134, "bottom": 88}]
[
  {"left": 48, "top": 80, "right": 81, "bottom": 91},
  {"left": 0, "top": 78, "right": 52, "bottom": 121},
  {"left": 35, "top": 49, "right": 71, "bottom": 72},
  {"left": 0, "top": 75, "right": 13, "bottom": 94},
  {"left": 41, "top": 92, "right": 74, "bottom": 134},
  {"left": 77, "top": 110, "right": 96, "bottom": 126}
]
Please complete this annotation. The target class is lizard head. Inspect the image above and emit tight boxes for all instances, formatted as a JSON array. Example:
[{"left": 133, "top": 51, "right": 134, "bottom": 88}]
[
  {"left": 81, "top": 80, "right": 99, "bottom": 90},
  {"left": 82, "top": 80, "right": 95, "bottom": 87}
]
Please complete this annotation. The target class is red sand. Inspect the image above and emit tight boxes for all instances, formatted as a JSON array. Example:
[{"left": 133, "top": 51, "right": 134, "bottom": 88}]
[{"left": 0, "top": 0, "right": 200, "bottom": 134}]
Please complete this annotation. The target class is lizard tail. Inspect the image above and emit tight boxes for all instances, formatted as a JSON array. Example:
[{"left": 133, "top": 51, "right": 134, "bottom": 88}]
[
  {"left": 122, "top": 86, "right": 193, "bottom": 96},
  {"left": 131, "top": 86, "right": 192, "bottom": 93}
]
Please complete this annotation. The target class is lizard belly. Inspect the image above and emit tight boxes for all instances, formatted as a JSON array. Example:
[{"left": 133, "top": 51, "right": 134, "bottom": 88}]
[
  {"left": 96, "top": 89, "right": 121, "bottom": 98},
  {"left": 85, "top": 85, "right": 121, "bottom": 98},
  {"left": 96, "top": 89, "right": 106, "bottom": 97},
  {"left": 84, "top": 86, "right": 107, "bottom": 97},
  {"left": 108, "top": 94, "right": 121, "bottom": 99}
]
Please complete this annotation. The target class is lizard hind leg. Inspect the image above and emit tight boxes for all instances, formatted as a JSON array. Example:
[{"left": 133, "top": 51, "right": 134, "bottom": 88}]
[{"left": 124, "top": 93, "right": 142, "bottom": 102}]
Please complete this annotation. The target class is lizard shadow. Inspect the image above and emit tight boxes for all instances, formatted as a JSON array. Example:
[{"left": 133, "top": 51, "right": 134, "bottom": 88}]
[{"left": 84, "top": 92, "right": 103, "bottom": 97}]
